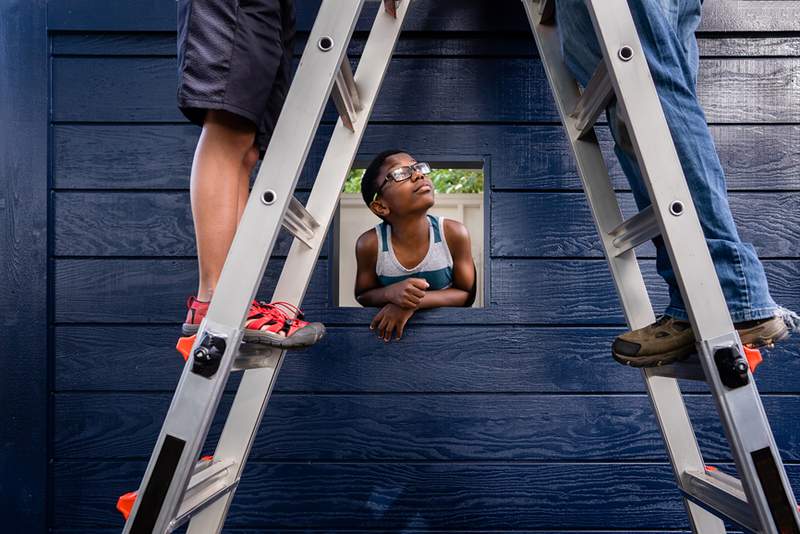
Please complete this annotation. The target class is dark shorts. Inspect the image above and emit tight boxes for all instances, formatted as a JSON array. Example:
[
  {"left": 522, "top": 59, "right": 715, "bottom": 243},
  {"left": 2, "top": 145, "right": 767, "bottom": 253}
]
[{"left": 177, "top": 0, "right": 295, "bottom": 153}]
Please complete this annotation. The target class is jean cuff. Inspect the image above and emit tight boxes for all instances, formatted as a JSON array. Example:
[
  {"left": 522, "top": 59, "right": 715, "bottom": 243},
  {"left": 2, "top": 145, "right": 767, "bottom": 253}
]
[{"left": 664, "top": 305, "right": 777, "bottom": 324}]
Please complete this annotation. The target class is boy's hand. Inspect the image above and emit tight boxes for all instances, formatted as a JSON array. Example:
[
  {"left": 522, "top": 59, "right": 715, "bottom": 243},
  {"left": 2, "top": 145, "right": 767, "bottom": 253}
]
[
  {"left": 385, "top": 278, "right": 429, "bottom": 309},
  {"left": 370, "top": 303, "right": 416, "bottom": 341}
]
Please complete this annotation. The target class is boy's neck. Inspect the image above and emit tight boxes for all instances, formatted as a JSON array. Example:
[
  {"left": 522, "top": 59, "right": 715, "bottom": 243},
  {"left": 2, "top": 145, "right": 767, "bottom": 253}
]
[{"left": 387, "top": 212, "right": 429, "bottom": 244}]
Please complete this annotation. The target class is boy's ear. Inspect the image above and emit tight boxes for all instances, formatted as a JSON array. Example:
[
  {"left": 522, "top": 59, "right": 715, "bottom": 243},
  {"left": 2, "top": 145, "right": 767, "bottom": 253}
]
[{"left": 369, "top": 198, "right": 390, "bottom": 218}]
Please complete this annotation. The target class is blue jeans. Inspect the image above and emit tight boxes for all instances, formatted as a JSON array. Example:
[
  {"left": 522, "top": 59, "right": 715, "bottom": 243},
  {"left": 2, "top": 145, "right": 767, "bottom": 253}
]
[{"left": 556, "top": 0, "right": 777, "bottom": 322}]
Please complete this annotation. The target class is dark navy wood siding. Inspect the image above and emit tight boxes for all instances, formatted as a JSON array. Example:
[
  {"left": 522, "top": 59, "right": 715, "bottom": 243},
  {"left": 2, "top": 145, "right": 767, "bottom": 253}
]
[{"left": 40, "top": 0, "right": 800, "bottom": 532}]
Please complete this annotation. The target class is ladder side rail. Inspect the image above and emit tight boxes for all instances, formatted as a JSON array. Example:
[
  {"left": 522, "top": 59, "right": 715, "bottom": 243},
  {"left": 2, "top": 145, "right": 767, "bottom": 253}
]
[
  {"left": 122, "top": 2, "right": 367, "bottom": 532},
  {"left": 522, "top": 2, "right": 725, "bottom": 532},
  {"left": 585, "top": 1, "right": 800, "bottom": 532},
  {"left": 186, "top": 2, "right": 411, "bottom": 532}
]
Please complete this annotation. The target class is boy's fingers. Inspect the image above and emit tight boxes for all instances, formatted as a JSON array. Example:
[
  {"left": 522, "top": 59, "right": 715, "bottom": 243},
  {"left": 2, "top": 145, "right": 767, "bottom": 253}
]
[
  {"left": 370, "top": 310, "right": 384, "bottom": 330},
  {"left": 409, "top": 287, "right": 426, "bottom": 299},
  {"left": 410, "top": 278, "right": 430, "bottom": 290}
]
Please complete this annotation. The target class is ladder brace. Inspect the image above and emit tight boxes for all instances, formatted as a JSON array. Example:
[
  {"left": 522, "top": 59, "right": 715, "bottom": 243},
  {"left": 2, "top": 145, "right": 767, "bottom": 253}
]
[
  {"left": 331, "top": 56, "right": 362, "bottom": 131},
  {"left": 608, "top": 205, "right": 659, "bottom": 256},
  {"left": 572, "top": 61, "right": 614, "bottom": 138},
  {"left": 281, "top": 196, "right": 320, "bottom": 249},
  {"left": 683, "top": 468, "right": 757, "bottom": 532}
]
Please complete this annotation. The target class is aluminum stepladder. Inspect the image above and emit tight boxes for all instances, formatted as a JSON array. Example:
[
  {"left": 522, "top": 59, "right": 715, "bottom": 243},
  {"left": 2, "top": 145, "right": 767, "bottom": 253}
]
[
  {"left": 121, "top": 1, "right": 408, "bottom": 532},
  {"left": 523, "top": 0, "right": 800, "bottom": 532}
]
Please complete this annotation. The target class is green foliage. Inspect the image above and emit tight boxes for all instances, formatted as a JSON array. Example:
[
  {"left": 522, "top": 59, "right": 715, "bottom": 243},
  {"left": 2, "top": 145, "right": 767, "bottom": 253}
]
[{"left": 343, "top": 168, "right": 484, "bottom": 194}]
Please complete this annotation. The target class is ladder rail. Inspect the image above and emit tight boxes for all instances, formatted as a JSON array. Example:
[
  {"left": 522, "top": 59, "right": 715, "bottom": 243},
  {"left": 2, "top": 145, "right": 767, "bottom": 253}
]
[
  {"left": 186, "top": 2, "right": 410, "bottom": 532},
  {"left": 523, "top": 1, "right": 725, "bottom": 531},
  {"left": 585, "top": 1, "right": 800, "bottom": 531},
  {"left": 122, "top": 1, "right": 367, "bottom": 532}
]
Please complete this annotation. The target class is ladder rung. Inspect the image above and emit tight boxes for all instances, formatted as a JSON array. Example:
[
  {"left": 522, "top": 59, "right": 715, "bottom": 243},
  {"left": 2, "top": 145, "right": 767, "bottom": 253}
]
[
  {"left": 538, "top": 0, "right": 555, "bottom": 25},
  {"left": 608, "top": 205, "right": 659, "bottom": 256},
  {"left": 571, "top": 61, "right": 614, "bottom": 138},
  {"left": 331, "top": 56, "right": 362, "bottom": 131},
  {"left": 649, "top": 355, "right": 706, "bottom": 381},
  {"left": 682, "top": 469, "right": 758, "bottom": 532},
  {"left": 282, "top": 196, "right": 320, "bottom": 248},
  {"left": 171, "top": 458, "right": 238, "bottom": 530},
  {"left": 232, "top": 343, "right": 281, "bottom": 371}
]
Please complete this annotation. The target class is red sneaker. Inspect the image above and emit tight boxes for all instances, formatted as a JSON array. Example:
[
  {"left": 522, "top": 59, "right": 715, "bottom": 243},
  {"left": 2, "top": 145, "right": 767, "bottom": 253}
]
[{"left": 182, "top": 297, "right": 325, "bottom": 349}]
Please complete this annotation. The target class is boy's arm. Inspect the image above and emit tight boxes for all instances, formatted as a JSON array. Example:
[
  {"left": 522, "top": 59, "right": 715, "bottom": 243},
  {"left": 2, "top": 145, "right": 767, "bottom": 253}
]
[
  {"left": 417, "top": 219, "right": 476, "bottom": 309},
  {"left": 354, "top": 230, "right": 389, "bottom": 306},
  {"left": 355, "top": 230, "right": 430, "bottom": 308}
]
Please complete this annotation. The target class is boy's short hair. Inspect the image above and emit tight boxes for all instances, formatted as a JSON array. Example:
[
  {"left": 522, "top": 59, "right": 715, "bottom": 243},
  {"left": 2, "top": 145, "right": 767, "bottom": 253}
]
[{"left": 360, "top": 149, "right": 408, "bottom": 207}]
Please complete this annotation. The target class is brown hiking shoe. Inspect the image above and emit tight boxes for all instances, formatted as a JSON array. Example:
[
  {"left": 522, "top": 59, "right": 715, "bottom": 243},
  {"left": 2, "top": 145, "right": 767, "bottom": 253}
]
[{"left": 612, "top": 315, "right": 790, "bottom": 368}]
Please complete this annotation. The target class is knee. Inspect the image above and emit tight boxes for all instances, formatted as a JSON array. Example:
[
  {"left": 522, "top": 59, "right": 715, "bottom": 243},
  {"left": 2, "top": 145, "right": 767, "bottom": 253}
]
[
  {"left": 243, "top": 144, "right": 260, "bottom": 173},
  {"left": 203, "top": 109, "right": 257, "bottom": 157}
]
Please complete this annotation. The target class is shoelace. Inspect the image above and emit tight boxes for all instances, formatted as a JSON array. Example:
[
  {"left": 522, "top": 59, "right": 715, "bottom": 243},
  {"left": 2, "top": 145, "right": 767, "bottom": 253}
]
[{"left": 253, "top": 301, "right": 305, "bottom": 323}]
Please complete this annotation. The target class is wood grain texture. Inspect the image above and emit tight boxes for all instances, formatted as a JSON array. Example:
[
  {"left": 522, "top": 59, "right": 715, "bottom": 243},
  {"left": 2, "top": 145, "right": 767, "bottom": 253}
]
[
  {"left": 49, "top": 32, "right": 800, "bottom": 59},
  {"left": 46, "top": 0, "right": 800, "bottom": 32},
  {"left": 51, "top": 57, "right": 800, "bottom": 123},
  {"left": 54, "top": 258, "right": 330, "bottom": 323},
  {"left": 51, "top": 460, "right": 800, "bottom": 529},
  {"left": 53, "top": 325, "right": 800, "bottom": 394},
  {"left": 53, "top": 258, "right": 800, "bottom": 324},
  {"left": 53, "top": 191, "right": 800, "bottom": 258},
  {"left": 491, "top": 192, "right": 800, "bottom": 259},
  {"left": 53, "top": 393, "right": 800, "bottom": 462},
  {"left": 53, "top": 123, "right": 800, "bottom": 191},
  {"left": 1, "top": 0, "right": 48, "bottom": 530},
  {"left": 53, "top": 191, "right": 325, "bottom": 257}
]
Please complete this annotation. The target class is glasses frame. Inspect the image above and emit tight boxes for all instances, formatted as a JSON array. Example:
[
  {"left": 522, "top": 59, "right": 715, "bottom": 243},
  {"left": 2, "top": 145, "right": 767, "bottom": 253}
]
[{"left": 372, "top": 161, "right": 432, "bottom": 202}]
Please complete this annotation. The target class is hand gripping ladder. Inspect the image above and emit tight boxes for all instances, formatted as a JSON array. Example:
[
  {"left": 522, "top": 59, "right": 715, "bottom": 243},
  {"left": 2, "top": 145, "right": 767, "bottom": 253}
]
[
  {"left": 120, "top": 1, "right": 408, "bottom": 532},
  {"left": 523, "top": 1, "right": 800, "bottom": 532}
]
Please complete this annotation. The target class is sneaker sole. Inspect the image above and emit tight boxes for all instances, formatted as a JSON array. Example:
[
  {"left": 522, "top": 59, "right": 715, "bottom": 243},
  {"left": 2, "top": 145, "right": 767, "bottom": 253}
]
[
  {"left": 181, "top": 323, "right": 326, "bottom": 350},
  {"left": 613, "top": 319, "right": 790, "bottom": 368},
  {"left": 612, "top": 344, "right": 694, "bottom": 368}
]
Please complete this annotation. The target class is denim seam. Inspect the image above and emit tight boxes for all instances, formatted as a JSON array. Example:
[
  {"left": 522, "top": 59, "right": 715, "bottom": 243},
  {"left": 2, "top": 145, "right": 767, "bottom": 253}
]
[{"left": 732, "top": 245, "right": 751, "bottom": 316}]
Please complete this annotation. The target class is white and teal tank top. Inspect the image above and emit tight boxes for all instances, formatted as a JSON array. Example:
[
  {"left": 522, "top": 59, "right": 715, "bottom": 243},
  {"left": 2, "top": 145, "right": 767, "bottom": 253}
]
[{"left": 374, "top": 215, "right": 454, "bottom": 290}]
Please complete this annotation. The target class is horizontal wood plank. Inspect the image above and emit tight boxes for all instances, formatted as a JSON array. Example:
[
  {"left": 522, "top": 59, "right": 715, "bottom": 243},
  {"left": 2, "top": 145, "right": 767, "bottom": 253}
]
[
  {"left": 53, "top": 325, "right": 800, "bottom": 393},
  {"left": 53, "top": 191, "right": 326, "bottom": 257},
  {"left": 53, "top": 258, "right": 330, "bottom": 323},
  {"left": 54, "top": 258, "right": 800, "bottom": 324},
  {"left": 50, "top": 33, "right": 800, "bottom": 58},
  {"left": 46, "top": 0, "right": 800, "bottom": 32},
  {"left": 53, "top": 124, "right": 800, "bottom": 191},
  {"left": 491, "top": 192, "right": 800, "bottom": 259},
  {"left": 51, "top": 57, "right": 800, "bottom": 123},
  {"left": 52, "top": 460, "right": 800, "bottom": 529},
  {"left": 53, "top": 393, "right": 800, "bottom": 461}
]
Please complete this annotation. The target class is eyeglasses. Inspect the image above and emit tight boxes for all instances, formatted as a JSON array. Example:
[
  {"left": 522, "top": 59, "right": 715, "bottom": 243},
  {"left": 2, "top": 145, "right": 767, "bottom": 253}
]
[{"left": 373, "top": 162, "right": 431, "bottom": 201}]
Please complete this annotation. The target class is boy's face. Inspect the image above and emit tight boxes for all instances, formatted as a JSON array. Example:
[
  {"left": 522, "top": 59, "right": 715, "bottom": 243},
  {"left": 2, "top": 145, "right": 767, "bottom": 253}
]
[{"left": 371, "top": 152, "right": 435, "bottom": 219}]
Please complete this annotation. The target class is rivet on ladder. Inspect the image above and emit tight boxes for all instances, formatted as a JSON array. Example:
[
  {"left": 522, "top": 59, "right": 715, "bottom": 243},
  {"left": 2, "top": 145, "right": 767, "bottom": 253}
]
[
  {"left": 669, "top": 200, "right": 685, "bottom": 216},
  {"left": 618, "top": 45, "right": 634, "bottom": 61},
  {"left": 261, "top": 190, "right": 277, "bottom": 205},
  {"left": 318, "top": 36, "right": 334, "bottom": 52}
]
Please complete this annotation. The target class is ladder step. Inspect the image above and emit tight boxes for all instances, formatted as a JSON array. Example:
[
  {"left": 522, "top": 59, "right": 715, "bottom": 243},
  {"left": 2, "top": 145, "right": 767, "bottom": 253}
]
[
  {"left": 171, "top": 457, "right": 238, "bottom": 530},
  {"left": 331, "top": 55, "right": 362, "bottom": 131},
  {"left": 282, "top": 196, "right": 320, "bottom": 248},
  {"left": 538, "top": 0, "right": 555, "bottom": 25},
  {"left": 682, "top": 468, "right": 758, "bottom": 532},
  {"left": 571, "top": 61, "right": 614, "bottom": 138},
  {"left": 650, "top": 346, "right": 763, "bottom": 382},
  {"left": 116, "top": 457, "right": 237, "bottom": 523},
  {"left": 177, "top": 335, "right": 281, "bottom": 371},
  {"left": 608, "top": 205, "right": 660, "bottom": 256},
  {"left": 650, "top": 355, "right": 706, "bottom": 381}
]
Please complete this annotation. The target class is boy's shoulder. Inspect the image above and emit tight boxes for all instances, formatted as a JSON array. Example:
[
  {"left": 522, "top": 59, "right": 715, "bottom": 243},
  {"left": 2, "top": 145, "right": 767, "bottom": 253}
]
[
  {"left": 442, "top": 217, "right": 470, "bottom": 244},
  {"left": 355, "top": 227, "right": 379, "bottom": 257}
]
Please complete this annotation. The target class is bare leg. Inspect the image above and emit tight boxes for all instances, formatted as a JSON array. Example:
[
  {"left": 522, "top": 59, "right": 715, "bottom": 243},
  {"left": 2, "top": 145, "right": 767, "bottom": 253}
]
[{"left": 190, "top": 110, "right": 259, "bottom": 301}]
